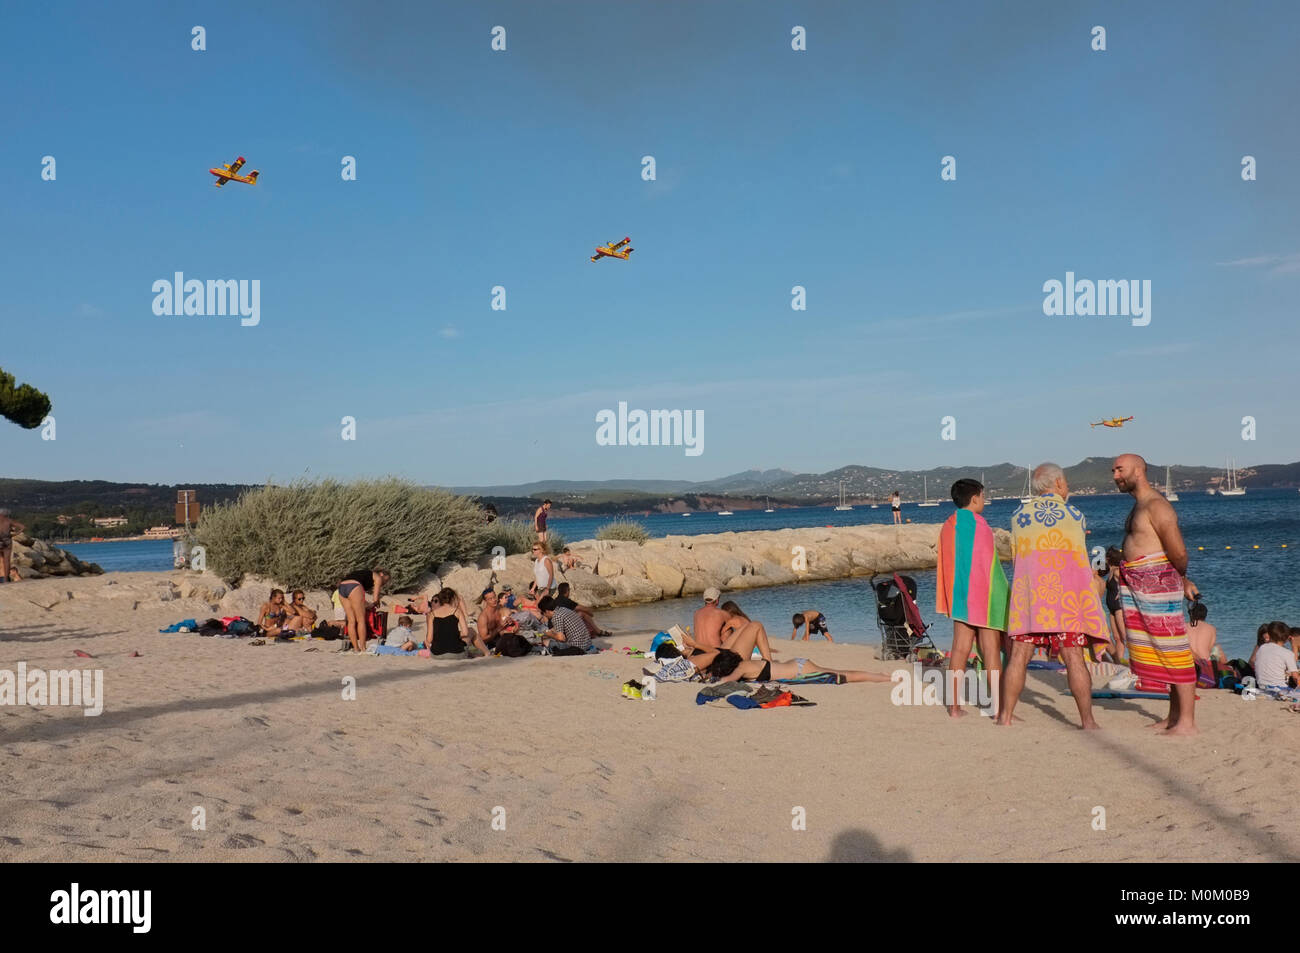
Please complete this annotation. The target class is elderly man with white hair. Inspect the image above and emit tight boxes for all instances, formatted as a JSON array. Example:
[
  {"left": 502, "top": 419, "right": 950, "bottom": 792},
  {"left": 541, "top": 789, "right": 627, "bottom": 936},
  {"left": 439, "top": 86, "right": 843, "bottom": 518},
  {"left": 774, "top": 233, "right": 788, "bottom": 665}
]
[{"left": 995, "top": 463, "right": 1109, "bottom": 729}]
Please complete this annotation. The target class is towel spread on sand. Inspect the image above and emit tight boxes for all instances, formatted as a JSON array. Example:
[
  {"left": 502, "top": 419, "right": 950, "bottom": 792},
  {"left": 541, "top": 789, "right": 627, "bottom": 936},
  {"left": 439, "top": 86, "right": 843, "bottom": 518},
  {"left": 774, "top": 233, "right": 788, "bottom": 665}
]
[
  {"left": 936, "top": 509, "right": 1010, "bottom": 630},
  {"left": 1120, "top": 552, "right": 1195, "bottom": 687},
  {"left": 1007, "top": 494, "right": 1108, "bottom": 641}
]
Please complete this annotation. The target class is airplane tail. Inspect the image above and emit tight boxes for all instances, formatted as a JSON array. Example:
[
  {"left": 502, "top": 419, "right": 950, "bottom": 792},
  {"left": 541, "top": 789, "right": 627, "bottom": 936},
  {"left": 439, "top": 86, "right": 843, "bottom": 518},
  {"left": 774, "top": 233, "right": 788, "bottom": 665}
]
[
  {"left": 626, "top": 247, "right": 634, "bottom": 255},
  {"left": 247, "top": 170, "right": 260, "bottom": 183}
]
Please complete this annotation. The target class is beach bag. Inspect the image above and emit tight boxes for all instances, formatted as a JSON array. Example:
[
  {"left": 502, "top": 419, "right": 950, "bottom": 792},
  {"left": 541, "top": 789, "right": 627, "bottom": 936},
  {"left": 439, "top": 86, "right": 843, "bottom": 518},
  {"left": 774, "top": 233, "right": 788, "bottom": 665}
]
[
  {"left": 367, "top": 607, "right": 386, "bottom": 639},
  {"left": 312, "top": 621, "right": 342, "bottom": 641},
  {"left": 494, "top": 631, "right": 533, "bottom": 658},
  {"left": 225, "top": 618, "right": 256, "bottom": 635}
]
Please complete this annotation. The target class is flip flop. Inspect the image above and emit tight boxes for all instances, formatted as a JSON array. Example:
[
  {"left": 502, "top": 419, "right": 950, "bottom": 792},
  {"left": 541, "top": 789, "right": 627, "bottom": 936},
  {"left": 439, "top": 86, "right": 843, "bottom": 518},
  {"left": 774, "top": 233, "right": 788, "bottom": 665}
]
[
  {"left": 248, "top": 639, "right": 266, "bottom": 646},
  {"left": 73, "top": 650, "right": 94, "bottom": 658},
  {"left": 129, "top": 651, "right": 142, "bottom": 658}
]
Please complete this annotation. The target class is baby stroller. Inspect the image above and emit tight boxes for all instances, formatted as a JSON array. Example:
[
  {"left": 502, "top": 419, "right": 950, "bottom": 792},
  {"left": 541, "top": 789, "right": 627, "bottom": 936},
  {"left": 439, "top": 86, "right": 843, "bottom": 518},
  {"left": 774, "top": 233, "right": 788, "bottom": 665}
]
[{"left": 872, "top": 573, "right": 938, "bottom": 663}]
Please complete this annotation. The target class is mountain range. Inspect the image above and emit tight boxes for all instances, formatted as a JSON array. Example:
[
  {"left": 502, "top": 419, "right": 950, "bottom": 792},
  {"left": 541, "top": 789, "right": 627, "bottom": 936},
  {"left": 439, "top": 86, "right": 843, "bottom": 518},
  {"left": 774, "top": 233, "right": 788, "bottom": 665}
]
[{"left": 455, "top": 459, "right": 1300, "bottom": 506}]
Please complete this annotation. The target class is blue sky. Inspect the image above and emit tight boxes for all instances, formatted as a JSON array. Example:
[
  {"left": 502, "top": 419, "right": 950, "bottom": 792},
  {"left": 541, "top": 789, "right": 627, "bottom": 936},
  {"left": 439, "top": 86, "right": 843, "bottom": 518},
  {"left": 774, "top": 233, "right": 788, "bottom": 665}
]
[{"left": 2, "top": 0, "right": 1297, "bottom": 486}]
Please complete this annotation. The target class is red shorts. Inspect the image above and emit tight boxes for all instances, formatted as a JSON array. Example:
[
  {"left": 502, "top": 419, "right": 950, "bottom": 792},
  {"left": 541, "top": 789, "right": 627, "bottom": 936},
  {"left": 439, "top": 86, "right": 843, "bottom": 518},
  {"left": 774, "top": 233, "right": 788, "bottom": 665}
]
[{"left": 1010, "top": 632, "right": 1089, "bottom": 654}]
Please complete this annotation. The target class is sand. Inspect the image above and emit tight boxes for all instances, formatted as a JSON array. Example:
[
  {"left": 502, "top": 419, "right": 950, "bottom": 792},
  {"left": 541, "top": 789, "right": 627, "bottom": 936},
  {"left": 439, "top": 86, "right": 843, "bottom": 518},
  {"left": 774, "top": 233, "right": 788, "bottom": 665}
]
[{"left": 2, "top": 574, "right": 1297, "bottom": 863}]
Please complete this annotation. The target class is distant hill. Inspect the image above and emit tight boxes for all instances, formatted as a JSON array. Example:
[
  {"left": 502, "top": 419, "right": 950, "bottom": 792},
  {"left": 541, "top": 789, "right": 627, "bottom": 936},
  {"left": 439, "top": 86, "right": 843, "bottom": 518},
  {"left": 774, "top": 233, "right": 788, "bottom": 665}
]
[
  {"left": 455, "top": 458, "right": 1298, "bottom": 512},
  {"left": 3, "top": 459, "right": 1294, "bottom": 530}
]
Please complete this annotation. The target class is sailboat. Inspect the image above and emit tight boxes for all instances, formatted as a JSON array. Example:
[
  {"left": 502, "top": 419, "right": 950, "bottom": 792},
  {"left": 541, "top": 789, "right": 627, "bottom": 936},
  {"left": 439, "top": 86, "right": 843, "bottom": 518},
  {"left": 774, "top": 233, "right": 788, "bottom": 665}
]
[
  {"left": 918, "top": 475, "right": 939, "bottom": 507},
  {"left": 834, "top": 481, "right": 853, "bottom": 511},
  {"left": 764, "top": 496, "right": 774, "bottom": 513},
  {"left": 1163, "top": 465, "right": 1179, "bottom": 502},
  {"left": 1218, "top": 458, "right": 1245, "bottom": 496},
  {"left": 1019, "top": 467, "right": 1033, "bottom": 504}
]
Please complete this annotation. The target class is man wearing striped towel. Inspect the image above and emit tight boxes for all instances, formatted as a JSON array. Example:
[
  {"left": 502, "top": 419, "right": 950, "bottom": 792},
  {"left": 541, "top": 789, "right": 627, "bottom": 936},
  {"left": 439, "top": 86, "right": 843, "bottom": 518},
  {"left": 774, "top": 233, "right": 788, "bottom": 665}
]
[{"left": 1112, "top": 454, "right": 1199, "bottom": 736}]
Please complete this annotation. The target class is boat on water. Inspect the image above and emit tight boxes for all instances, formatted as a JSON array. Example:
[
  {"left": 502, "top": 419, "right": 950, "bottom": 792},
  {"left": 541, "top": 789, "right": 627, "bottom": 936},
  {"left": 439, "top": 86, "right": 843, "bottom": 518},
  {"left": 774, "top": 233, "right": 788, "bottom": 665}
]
[
  {"left": 681, "top": 512, "right": 691, "bottom": 517},
  {"left": 764, "top": 496, "right": 774, "bottom": 513},
  {"left": 1164, "top": 465, "right": 1179, "bottom": 502},
  {"left": 833, "top": 480, "right": 853, "bottom": 511},
  {"left": 718, "top": 510, "right": 734, "bottom": 516},
  {"left": 1019, "top": 466, "right": 1033, "bottom": 503},
  {"left": 1218, "top": 458, "right": 1246, "bottom": 496},
  {"left": 917, "top": 475, "right": 939, "bottom": 507}
]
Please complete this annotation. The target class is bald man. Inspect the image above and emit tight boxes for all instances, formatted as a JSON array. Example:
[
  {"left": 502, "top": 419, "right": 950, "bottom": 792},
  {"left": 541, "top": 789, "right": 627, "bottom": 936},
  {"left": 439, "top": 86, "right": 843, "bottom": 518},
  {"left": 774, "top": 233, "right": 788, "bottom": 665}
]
[{"left": 1113, "top": 454, "right": 1199, "bottom": 736}]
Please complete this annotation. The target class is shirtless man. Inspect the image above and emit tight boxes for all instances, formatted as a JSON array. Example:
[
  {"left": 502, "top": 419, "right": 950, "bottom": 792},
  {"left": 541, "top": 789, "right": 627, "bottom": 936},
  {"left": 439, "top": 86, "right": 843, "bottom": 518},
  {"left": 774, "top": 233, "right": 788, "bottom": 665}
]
[
  {"left": 692, "top": 588, "right": 728, "bottom": 650},
  {"left": 475, "top": 588, "right": 506, "bottom": 646},
  {"left": 791, "top": 609, "right": 833, "bottom": 642},
  {"left": 1187, "top": 602, "right": 1218, "bottom": 661},
  {"left": 0, "top": 509, "right": 24, "bottom": 582},
  {"left": 1113, "top": 454, "right": 1199, "bottom": 736}
]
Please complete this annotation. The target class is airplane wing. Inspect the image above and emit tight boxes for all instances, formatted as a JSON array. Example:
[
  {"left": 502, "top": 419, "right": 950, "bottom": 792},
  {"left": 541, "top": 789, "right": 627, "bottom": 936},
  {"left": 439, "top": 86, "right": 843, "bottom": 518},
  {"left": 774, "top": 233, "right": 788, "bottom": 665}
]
[
  {"left": 228, "top": 157, "right": 245, "bottom": 175},
  {"left": 611, "top": 237, "right": 630, "bottom": 250},
  {"left": 213, "top": 176, "right": 227, "bottom": 187}
]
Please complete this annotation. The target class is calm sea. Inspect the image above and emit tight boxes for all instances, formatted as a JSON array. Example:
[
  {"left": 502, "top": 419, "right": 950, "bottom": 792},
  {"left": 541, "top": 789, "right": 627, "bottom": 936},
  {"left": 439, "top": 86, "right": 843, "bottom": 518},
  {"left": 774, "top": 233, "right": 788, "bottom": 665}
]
[{"left": 63, "top": 490, "right": 1299, "bottom": 657}]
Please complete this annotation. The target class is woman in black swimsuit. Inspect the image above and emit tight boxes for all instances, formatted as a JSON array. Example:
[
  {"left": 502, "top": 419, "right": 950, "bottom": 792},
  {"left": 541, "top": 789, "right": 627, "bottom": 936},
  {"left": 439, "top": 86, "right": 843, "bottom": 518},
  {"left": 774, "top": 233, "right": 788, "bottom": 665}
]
[{"left": 337, "top": 568, "right": 389, "bottom": 653}]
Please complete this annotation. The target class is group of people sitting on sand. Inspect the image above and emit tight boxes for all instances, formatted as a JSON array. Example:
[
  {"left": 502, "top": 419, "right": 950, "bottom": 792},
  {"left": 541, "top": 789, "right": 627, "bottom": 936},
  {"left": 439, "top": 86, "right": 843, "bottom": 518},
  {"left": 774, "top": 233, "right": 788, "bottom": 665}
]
[{"left": 250, "top": 557, "right": 615, "bottom": 659}]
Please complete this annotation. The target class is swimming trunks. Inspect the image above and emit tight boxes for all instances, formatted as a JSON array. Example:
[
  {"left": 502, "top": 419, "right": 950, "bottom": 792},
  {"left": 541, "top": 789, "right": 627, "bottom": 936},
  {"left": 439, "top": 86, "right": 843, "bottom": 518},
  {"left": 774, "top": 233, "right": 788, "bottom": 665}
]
[{"left": 808, "top": 613, "right": 829, "bottom": 636}]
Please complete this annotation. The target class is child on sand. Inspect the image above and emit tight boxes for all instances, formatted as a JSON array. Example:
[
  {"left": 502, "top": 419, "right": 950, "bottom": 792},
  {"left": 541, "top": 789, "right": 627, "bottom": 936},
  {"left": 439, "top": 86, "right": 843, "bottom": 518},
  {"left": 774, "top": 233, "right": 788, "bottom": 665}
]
[
  {"left": 385, "top": 615, "right": 417, "bottom": 651},
  {"left": 935, "top": 479, "right": 1009, "bottom": 719},
  {"left": 791, "top": 610, "right": 833, "bottom": 642}
]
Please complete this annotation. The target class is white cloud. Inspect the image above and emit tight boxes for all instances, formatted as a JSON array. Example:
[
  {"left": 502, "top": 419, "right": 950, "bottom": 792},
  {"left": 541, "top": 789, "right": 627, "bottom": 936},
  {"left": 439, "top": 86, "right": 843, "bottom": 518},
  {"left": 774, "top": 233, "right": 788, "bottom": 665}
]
[
  {"left": 439, "top": 326, "right": 460, "bottom": 339},
  {"left": 1216, "top": 252, "right": 1300, "bottom": 274}
]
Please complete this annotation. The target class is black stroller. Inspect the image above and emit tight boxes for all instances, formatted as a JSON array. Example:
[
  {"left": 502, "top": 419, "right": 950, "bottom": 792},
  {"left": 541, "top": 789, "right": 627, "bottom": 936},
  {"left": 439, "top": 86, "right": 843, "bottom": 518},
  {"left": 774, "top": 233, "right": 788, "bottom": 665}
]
[{"left": 871, "top": 573, "right": 939, "bottom": 663}]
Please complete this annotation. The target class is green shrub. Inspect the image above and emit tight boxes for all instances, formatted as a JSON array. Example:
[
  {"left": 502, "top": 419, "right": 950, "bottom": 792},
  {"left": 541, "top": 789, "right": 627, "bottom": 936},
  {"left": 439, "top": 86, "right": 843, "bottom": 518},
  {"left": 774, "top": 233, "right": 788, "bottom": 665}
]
[
  {"left": 196, "top": 478, "right": 488, "bottom": 589},
  {"left": 594, "top": 519, "right": 649, "bottom": 544},
  {"left": 482, "top": 519, "right": 566, "bottom": 556}
]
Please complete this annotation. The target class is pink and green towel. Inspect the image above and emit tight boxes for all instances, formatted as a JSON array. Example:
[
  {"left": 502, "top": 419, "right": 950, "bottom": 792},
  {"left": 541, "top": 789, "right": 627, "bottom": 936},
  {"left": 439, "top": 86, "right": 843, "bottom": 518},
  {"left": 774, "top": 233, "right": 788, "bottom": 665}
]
[{"left": 936, "top": 509, "right": 1009, "bottom": 630}]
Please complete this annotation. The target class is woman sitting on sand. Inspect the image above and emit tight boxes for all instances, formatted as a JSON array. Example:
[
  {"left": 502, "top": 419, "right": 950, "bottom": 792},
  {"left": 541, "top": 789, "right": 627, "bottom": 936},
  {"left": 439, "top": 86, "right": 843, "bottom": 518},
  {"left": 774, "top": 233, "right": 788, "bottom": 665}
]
[
  {"left": 692, "top": 647, "right": 891, "bottom": 685},
  {"left": 257, "top": 589, "right": 290, "bottom": 638},
  {"left": 337, "top": 568, "right": 390, "bottom": 653},
  {"left": 426, "top": 588, "right": 492, "bottom": 660},
  {"left": 283, "top": 590, "right": 317, "bottom": 632}
]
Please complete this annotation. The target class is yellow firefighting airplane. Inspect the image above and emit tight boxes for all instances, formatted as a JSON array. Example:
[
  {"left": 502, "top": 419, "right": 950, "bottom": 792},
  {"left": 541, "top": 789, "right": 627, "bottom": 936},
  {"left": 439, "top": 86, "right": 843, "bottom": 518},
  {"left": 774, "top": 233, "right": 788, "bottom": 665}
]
[
  {"left": 1090, "top": 416, "right": 1134, "bottom": 429},
  {"left": 209, "top": 156, "right": 260, "bottom": 187},
  {"left": 590, "top": 236, "right": 633, "bottom": 262}
]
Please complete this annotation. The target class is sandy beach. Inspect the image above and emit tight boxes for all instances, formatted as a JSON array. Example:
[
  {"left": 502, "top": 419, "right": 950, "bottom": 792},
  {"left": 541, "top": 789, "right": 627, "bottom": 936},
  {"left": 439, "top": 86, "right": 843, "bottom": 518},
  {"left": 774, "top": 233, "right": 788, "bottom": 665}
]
[{"left": 2, "top": 574, "right": 1297, "bottom": 863}]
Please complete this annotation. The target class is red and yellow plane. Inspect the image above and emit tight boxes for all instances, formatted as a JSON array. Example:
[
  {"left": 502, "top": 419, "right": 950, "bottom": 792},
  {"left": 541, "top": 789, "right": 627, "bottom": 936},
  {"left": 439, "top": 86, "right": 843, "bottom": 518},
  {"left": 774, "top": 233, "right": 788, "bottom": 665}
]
[
  {"left": 209, "top": 156, "right": 260, "bottom": 187},
  {"left": 590, "top": 236, "right": 633, "bottom": 262},
  {"left": 1090, "top": 416, "right": 1134, "bottom": 429}
]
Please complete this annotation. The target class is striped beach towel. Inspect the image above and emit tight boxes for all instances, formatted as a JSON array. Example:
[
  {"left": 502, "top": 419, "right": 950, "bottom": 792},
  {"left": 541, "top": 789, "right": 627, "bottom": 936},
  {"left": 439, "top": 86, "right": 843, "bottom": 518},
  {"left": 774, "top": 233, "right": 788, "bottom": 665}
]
[
  {"left": 937, "top": 509, "right": 1010, "bottom": 630},
  {"left": 1120, "top": 552, "right": 1195, "bottom": 688}
]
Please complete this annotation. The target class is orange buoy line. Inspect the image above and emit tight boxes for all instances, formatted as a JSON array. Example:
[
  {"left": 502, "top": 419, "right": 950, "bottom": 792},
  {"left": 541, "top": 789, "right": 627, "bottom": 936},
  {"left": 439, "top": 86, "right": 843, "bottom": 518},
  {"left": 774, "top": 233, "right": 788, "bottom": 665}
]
[{"left": 1194, "top": 544, "right": 1291, "bottom": 550}]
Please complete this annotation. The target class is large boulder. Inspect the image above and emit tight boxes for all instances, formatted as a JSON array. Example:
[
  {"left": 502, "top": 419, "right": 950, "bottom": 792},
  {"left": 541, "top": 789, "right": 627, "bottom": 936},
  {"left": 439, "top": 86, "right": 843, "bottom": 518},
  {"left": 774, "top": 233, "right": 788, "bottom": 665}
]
[
  {"left": 178, "top": 571, "right": 230, "bottom": 605},
  {"left": 643, "top": 561, "right": 685, "bottom": 599},
  {"left": 609, "top": 575, "right": 663, "bottom": 604}
]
